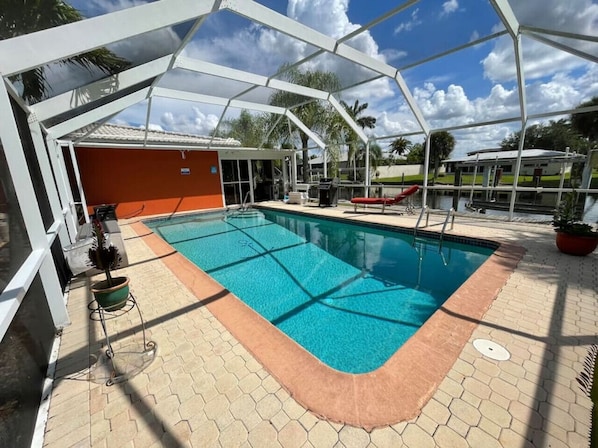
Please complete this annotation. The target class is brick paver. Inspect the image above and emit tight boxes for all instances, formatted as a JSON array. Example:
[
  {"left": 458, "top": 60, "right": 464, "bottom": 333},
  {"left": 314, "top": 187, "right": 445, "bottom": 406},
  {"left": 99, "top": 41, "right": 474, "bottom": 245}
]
[{"left": 42, "top": 204, "right": 596, "bottom": 447}]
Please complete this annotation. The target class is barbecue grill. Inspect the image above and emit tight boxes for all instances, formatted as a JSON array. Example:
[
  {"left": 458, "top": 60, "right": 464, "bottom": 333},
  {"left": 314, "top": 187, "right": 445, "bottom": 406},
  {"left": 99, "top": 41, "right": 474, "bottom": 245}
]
[{"left": 318, "top": 177, "right": 339, "bottom": 207}]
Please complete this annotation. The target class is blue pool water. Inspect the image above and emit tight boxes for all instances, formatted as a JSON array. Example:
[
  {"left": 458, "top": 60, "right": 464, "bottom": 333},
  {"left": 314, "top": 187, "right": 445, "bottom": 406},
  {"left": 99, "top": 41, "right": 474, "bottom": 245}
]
[{"left": 145, "top": 209, "right": 494, "bottom": 373}]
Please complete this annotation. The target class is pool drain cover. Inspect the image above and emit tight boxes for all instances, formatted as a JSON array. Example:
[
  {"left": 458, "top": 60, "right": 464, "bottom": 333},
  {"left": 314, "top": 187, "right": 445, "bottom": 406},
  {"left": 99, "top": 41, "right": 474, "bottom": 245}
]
[{"left": 473, "top": 339, "right": 510, "bottom": 361}]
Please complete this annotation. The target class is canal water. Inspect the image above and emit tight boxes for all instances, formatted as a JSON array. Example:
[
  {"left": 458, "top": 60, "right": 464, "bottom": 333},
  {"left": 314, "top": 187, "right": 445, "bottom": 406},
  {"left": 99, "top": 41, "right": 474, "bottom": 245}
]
[{"left": 382, "top": 188, "right": 598, "bottom": 223}]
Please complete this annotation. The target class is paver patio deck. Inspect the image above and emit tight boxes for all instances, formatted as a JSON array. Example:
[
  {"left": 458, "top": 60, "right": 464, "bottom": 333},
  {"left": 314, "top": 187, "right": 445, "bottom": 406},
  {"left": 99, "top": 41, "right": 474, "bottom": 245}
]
[{"left": 42, "top": 202, "right": 597, "bottom": 447}]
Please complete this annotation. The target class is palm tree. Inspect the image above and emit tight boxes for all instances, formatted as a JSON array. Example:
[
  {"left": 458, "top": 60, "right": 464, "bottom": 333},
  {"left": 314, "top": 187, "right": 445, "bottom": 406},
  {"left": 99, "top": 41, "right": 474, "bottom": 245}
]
[
  {"left": 352, "top": 141, "right": 383, "bottom": 181},
  {"left": 339, "top": 99, "right": 376, "bottom": 178},
  {"left": 425, "top": 131, "right": 455, "bottom": 181},
  {"left": 389, "top": 137, "right": 412, "bottom": 156},
  {"left": 269, "top": 64, "right": 341, "bottom": 182},
  {"left": 366, "top": 141, "right": 383, "bottom": 174},
  {"left": 1, "top": 0, "right": 130, "bottom": 103},
  {"left": 217, "top": 110, "right": 267, "bottom": 147}
]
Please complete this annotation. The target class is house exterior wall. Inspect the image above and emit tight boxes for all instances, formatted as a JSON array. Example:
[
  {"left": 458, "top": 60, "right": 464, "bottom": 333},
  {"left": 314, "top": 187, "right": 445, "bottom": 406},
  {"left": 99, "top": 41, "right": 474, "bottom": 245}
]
[
  {"left": 375, "top": 164, "right": 445, "bottom": 178},
  {"left": 446, "top": 160, "right": 572, "bottom": 176},
  {"left": 76, "top": 147, "right": 223, "bottom": 218}
]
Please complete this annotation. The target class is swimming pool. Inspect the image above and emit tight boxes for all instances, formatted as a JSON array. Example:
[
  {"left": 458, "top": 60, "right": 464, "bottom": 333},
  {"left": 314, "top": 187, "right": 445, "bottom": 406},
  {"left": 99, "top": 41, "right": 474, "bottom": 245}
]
[{"left": 145, "top": 209, "right": 494, "bottom": 373}]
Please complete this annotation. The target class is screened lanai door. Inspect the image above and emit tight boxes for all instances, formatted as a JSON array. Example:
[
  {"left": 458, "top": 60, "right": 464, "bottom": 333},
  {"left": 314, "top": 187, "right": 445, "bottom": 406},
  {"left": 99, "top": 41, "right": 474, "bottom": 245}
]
[
  {"left": 251, "top": 160, "right": 275, "bottom": 202},
  {"left": 221, "top": 159, "right": 251, "bottom": 206}
]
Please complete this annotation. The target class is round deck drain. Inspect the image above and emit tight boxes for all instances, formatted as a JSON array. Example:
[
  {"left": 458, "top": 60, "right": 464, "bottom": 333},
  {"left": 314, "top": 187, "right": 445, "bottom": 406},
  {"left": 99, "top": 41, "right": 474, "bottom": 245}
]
[{"left": 473, "top": 339, "right": 510, "bottom": 361}]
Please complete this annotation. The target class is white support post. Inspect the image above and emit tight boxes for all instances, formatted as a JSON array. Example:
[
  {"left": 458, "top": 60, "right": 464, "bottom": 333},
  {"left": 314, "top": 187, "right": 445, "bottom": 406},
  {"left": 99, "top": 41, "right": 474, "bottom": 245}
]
[
  {"left": 248, "top": 160, "right": 255, "bottom": 204},
  {"left": 29, "top": 119, "right": 70, "bottom": 248},
  {"left": 291, "top": 153, "right": 298, "bottom": 192},
  {"left": 67, "top": 142, "right": 90, "bottom": 224},
  {"left": 557, "top": 147, "right": 570, "bottom": 205},
  {"left": 0, "top": 81, "right": 70, "bottom": 332},
  {"left": 365, "top": 141, "right": 370, "bottom": 198},
  {"left": 50, "top": 140, "right": 78, "bottom": 241},
  {"left": 282, "top": 156, "right": 289, "bottom": 197},
  {"left": 422, "top": 133, "right": 432, "bottom": 206},
  {"left": 39, "top": 255, "right": 70, "bottom": 330},
  {"left": 218, "top": 153, "right": 226, "bottom": 207}
]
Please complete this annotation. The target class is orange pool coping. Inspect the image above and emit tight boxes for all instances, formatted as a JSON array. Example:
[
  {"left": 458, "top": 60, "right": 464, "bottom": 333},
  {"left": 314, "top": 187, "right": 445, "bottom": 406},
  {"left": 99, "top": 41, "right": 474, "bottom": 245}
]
[{"left": 130, "top": 217, "right": 525, "bottom": 430}]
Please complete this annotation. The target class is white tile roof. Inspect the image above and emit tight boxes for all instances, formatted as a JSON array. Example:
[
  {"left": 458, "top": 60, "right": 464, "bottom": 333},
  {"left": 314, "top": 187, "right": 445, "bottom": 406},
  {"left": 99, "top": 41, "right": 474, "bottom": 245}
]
[
  {"left": 66, "top": 123, "right": 241, "bottom": 148},
  {"left": 444, "top": 149, "right": 586, "bottom": 164}
]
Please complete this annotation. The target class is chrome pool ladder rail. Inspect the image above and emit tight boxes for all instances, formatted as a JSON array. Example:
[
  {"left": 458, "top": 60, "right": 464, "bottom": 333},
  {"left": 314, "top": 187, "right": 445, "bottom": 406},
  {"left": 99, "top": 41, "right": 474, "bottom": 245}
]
[
  {"left": 439, "top": 208, "right": 455, "bottom": 247},
  {"left": 413, "top": 206, "right": 454, "bottom": 249},
  {"left": 241, "top": 190, "right": 252, "bottom": 211},
  {"left": 414, "top": 205, "right": 429, "bottom": 237}
]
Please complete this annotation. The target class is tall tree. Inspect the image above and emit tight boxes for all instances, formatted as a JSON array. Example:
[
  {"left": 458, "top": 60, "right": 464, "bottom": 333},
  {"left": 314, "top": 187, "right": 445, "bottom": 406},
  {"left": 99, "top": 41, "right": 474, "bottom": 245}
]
[
  {"left": 216, "top": 110, "right": 267, "bottom": 147},
  {"left": 357, "top": 141, "right": 383, "bottom": 175},
  {"left": 389, "top": 137, "right": 412, "bottom": 157},
  {"left": 269, "top": 64, "right": 341, "bottom": 182},
  {"left": 426, "top": 131, "right": 455, "bottom": 181},
  {"left": 571, "top": 96, "right": 598, "bottom": 145},
  {"left": 0, "top": 0, "right": 129, "bottom": 103},
  {"left": 500, "top": 120, "right": 591, "bottom": 153},
  {"left": 406, "top": 143, "right": 424, "bottom": 164},
  {"left": 339, "top": 99, "right": 376, "bottom": 175}
]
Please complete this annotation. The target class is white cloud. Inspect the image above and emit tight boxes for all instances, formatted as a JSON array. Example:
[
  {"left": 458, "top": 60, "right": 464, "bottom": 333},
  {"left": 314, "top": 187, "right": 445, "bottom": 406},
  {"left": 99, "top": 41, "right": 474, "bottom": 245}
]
[
  {"left": 146, "top": 123, "right": 164, "bottom": 131},
  {"left": 380, "top": 48, "right": 408, "bottom": 63},
  {"left": 441, "top": 0, "right": 459, "bottom": 16},
  {"left": 394, "top": 8, "right": 422, "bottom": 34},
  {"left": 181, "top": 0, "right": 395, "bottom": 101},
  {"left": 158, "top": 107, "right": 221, "bottom": 136},
  {"left": 376, "top": 111, "right": 422, "bottom": 136},
  {"left": 415, "top": 83, "right": 475, "bottom": 120},
  {"left": 366, "top": 0, "right": 598, "bottom": 156},
  {"left": 99, "top": 0, "right": 596, "bottom": 160},
  {"left": 483, "top": 0, "right": 598, "bottom": 83},
  {"left": 288, "top": 0, "right": 353, "bottom": 38},
  {"left": 370, "top": 67, "right": 598, "bottom": 158},
  {"left": 84, "top": 0, "right": 147, "bottom": 15}
]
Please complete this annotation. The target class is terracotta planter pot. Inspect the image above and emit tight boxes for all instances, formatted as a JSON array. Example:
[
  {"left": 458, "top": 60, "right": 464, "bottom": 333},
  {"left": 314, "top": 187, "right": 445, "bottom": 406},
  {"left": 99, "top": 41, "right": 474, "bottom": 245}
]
[
  {"left": 91, "top": 276, "right": 130, "bottom": 310},
  {"left": 555, "top": 232, "right": 598, "bottom": 256}
]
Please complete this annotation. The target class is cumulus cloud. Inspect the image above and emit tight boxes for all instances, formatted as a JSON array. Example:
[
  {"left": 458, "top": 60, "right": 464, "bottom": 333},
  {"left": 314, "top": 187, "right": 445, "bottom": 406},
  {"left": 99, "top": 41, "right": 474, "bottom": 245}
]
[
  {"left": 146, "top": 123, "right": 164, "bottom": 131},
  {"left": 415, "top": 83, "right": 475, "bottom": 120},
  {"left": 189, "top": 0, "right": 401, "bottom": 136},
  {"left": 288, "top": 0, "right": 354, "bottom": 38},
  {"left": 159, "top": 107, "right": 221, "bottom": 136},
  {"left": 483, "top": 0, "right": 598, "bottom": 83},
  {"left": 441, "top": 0, "right": 459, "bottom": 16},
  {"left": 82, "top": 0, "right": 148, "bottom": 15},
  {"left": 95, "top": 0, "right": 596, "bottom": 159}
]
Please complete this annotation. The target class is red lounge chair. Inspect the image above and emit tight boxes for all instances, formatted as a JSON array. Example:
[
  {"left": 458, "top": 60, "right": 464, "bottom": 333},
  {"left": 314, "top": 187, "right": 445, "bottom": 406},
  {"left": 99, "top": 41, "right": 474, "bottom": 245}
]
[{"left": 351, "top": 185, "right": 419, "bottom": 214}]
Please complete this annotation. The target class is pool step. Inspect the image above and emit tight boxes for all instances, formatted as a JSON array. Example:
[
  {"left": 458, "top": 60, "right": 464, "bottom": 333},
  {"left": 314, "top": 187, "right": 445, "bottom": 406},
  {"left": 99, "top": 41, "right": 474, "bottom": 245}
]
[{"left": 224, "top": 209, "right": 264, "bottom": 220}]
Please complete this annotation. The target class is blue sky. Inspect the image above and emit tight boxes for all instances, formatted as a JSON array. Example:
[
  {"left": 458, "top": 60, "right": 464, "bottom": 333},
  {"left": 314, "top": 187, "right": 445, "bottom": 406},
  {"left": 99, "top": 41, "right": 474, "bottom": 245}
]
[{"left": 67, "top": 0, "right": 598, "bottom": 158}]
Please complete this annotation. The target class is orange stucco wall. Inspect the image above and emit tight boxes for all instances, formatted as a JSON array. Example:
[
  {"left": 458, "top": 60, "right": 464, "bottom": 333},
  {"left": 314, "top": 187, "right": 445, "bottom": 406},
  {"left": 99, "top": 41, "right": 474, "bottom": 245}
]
[{"left": 76, "top": 147, "right": 223, "bottom": 218}]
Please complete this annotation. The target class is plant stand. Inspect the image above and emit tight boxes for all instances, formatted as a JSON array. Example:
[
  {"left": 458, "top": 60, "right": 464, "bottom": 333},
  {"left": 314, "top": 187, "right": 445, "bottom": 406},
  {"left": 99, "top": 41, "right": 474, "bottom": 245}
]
[{"left": 88, "top": 293, "right": 156, "bottom": 385}]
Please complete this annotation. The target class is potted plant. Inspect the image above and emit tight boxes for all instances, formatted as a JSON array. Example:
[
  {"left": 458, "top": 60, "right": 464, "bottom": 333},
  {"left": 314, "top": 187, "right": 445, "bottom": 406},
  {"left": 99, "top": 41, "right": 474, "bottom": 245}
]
[
  {"left": 552, "top": 191, "right": 598, "bottom": 256},
  {"left": 88, "top": 220, "right": 130, "bottom": 310}
]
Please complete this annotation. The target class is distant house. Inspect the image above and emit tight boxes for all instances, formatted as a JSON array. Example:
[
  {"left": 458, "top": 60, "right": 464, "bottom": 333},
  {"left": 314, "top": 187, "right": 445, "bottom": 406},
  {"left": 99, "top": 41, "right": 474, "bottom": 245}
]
[{"left": 443, "top": 148, "right": 586, "bottom": 177}]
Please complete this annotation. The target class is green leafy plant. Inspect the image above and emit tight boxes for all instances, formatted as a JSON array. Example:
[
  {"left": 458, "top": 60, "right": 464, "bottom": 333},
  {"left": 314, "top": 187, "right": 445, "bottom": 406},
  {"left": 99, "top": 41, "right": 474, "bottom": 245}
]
[
  {"left": 88, "top": 220, "right": 121, "bottom": 286},
  {"left": 552, "top": 191, "right": 598, "bottom": 237}
]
